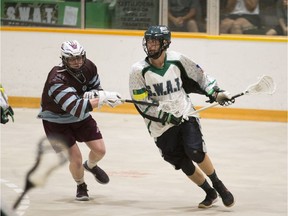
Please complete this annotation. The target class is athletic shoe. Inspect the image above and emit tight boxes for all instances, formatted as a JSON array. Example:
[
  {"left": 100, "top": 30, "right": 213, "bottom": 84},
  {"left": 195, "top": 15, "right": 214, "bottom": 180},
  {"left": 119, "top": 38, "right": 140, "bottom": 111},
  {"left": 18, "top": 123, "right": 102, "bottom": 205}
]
[
  {"left": 198, "top": 188, "right": 218, "bottom": 208},
  {"left": 83, "top": 161, "right": 110, "bottom": 184},
  {"left": 76, "top": 182, "right": 89, "bottom": 201},
  {"left": 213, "top": 180, "right": 235, "bottom": 207}
]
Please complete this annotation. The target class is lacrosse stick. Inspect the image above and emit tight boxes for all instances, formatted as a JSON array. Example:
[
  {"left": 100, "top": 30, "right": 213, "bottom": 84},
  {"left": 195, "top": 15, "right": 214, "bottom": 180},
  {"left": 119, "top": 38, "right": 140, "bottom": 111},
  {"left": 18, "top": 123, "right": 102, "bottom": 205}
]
[
  {"left": 123, "top": 99, "right": 185, "bottom": 117},
  {"left": 122, "top": 99, "right": 159, "bottom": 106},
  {"left": 189, "top": 75, "right": 276, "bottom": 115},
  {"left": 124, "top": 75, "right": 276, "bottom": 114},
  {"left": 13, "top": 136, "right": 69, "bottom": 210}
]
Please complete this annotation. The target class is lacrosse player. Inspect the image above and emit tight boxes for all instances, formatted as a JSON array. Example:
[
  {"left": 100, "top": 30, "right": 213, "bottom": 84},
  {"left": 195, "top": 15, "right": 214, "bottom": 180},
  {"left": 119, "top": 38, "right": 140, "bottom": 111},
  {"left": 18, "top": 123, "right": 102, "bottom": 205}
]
[
  {"left": 0, "top": 84, "right": 14, "bottom": 124},
  {"left": 129, "top": 25, "right": 235, "bottom": 208},
  {"left": 38, "top": 40, "right": 122, "bottom": 201}
]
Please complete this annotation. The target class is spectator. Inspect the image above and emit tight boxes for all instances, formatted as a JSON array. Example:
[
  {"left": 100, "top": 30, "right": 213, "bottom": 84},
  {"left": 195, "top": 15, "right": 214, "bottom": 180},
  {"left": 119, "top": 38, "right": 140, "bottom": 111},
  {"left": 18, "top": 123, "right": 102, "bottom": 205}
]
[
  {"left": 220, "top": 0, "right": 261, "bottom": 34},
  {"left": 266, "top": 0, "right": 288, "bottom": 35},
  {"left": 168, "top": 0, "right": 202, "bottom": 32}
]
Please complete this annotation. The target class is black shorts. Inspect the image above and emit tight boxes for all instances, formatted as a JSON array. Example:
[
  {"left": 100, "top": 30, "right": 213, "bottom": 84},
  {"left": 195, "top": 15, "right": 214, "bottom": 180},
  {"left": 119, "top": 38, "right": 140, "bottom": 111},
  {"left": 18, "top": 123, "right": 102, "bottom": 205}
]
[
  {"left": 225, "top": 14, "right": 261, "bottom": 28},
  {"left": 42, "top": 115, "right": 102, "bottom": 149},
  {"left": 155, "top": 117, "right": 206, "bottom": 169}
]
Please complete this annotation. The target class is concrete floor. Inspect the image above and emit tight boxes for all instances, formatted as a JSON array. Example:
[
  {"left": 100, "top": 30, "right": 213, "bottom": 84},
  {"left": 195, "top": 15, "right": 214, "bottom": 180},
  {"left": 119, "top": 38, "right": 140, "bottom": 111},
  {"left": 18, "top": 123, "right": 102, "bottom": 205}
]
[{"left": 1, "top": 108, "right": 287, "bottom": 216}]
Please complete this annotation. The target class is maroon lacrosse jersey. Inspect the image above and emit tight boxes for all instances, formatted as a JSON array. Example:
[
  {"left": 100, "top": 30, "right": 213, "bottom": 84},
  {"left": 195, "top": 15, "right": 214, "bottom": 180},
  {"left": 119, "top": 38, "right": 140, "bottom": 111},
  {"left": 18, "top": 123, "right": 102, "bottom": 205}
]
[{"left": 38, "top": 59, "right": 102, "bottom": 123}]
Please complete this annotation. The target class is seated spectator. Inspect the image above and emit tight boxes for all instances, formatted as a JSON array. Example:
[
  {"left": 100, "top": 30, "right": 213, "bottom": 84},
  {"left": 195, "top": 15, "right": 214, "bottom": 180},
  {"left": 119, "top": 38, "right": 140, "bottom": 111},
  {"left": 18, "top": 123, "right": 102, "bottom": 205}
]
[
  {"left": 266, "top": 0, "right": 288, "bottom": 35},
  {"left": 168, "top": 0, "right": 202, "bottom": 32},
  {"left": 220, "top": 0, "right": 261, "bottom": 34}
]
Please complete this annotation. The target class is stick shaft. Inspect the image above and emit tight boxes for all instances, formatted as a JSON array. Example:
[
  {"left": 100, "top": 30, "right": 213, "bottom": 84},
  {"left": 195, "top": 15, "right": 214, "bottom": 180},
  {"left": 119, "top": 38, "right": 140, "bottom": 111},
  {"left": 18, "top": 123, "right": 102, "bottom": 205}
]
[
  {"left": 124, "top": 99, "right": 159, "bottom": 106},
  {"left": 231, "top": 92, "right": 245, "bottom": 99},
  {"left": 124, "top": 91, "right": 246, "bottom": 113},
  {"left": 189, "top": 103, "right": 219, "bottom": 115},
  {"left": 13, "top": 190, "right": 28, "bottom": 209},
  {"left": 188, "top": 92, "right": 247, "bottom": 115}
]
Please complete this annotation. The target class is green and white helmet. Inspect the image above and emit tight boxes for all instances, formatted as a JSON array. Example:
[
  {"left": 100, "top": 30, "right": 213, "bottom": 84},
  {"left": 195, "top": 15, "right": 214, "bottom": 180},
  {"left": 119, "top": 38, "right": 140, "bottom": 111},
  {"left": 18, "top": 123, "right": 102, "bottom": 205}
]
[{"left": 143, "top": 25, "right": 171, "bottom": 59}]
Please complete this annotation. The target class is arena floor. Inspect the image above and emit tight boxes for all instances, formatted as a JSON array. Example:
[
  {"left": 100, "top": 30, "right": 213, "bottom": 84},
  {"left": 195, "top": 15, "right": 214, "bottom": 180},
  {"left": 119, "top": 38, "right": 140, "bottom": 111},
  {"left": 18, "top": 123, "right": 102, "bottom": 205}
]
[{"left": 1, "top": 108, "right": 287, "bottom": 216}]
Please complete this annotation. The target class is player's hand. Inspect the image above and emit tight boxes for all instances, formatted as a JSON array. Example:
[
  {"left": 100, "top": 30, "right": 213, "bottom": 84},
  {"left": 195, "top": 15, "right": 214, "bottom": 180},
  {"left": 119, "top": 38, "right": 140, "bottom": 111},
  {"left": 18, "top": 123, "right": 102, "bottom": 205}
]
[
  {"left": 83, "top": 90, "right": 98, "bottom": 99},
  {"left": 160, "top": 112, "right": 183, "bottom": 126},
  {"left": 208, "top": 86, "right": 235, "bottom": 106},
  {"left": 98, "top": 91, "right": 123, "bottom": 108},
  {"left": 213, "top": 87, "right": 235, "bottom": 106},
  {"left": 215, "top": 91, "right": 234, "bottom": 106},
  {"left": 1, "top": 106, "right": 14, "bottom": 124}
]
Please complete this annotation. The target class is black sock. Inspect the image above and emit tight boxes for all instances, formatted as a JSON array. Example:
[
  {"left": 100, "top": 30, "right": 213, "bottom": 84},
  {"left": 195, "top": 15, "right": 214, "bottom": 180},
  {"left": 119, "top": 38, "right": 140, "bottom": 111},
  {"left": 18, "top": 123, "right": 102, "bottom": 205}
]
[
  {"left": 208, "top": 170, "right": 220, "bottom": 184},
  {"left": 199, "top": 179, "right": 213, "bottom": 193}
]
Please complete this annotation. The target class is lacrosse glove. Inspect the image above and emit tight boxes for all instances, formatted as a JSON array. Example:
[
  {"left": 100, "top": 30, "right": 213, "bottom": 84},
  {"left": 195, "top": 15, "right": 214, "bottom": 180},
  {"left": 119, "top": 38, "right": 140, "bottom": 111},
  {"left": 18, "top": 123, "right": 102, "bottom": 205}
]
[
  {"left": 208, "top": 86, "right": 235, "bottom": 106},
  {"left": 1, "top": 106, "right": 14, "bottom": 124},
  {"left": 160, "top": 112, "right": 183, "bottom": 126},
  {"left": 83, "top": 90, "right": 123, "bottom": 108},
  {"left": 83, "top": 90, "right": 98, "bottom": 99}
]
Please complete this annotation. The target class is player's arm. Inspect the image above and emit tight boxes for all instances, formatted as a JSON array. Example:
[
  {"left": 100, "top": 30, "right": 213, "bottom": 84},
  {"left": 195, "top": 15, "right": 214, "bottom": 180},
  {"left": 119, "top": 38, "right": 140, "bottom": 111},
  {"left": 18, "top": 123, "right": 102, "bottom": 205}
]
[
  {"left": 81, "top": 66, "right": 122, "bottom": 108},
  {"left": 180, "top": 54, "right": 234, "bottom": 106},
  {"left": 47, "top": 75, "right": 93, "bottom": 119},
  {"left": 84, "top": 90, "right": 122, "bottom": 108}
]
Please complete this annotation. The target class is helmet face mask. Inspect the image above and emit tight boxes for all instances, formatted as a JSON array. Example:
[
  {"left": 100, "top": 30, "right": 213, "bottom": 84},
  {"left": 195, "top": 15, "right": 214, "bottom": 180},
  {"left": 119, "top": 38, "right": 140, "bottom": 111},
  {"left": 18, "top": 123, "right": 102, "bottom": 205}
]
[
  {"left": 143, "top": 25, "right": 171, "bottom": 59},
  {"left": 61, "top": 40, "right": 86, "bottom": 73}
]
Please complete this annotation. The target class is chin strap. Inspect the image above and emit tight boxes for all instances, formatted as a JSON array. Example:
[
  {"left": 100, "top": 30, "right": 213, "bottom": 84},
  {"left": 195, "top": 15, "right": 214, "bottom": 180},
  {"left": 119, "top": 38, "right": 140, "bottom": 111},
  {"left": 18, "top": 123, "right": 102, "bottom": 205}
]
[{"left": 65, "top": 67, "right": 86, "bottom": 84}]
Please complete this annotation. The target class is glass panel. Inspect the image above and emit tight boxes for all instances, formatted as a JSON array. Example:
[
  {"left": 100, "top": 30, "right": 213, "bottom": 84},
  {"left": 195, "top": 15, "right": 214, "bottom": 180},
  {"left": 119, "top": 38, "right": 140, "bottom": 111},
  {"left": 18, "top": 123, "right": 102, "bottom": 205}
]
[
  {"left": 167, "top": 0, "right": 207, "bottom": 33},
  {"left": 1, "top": 0, "right": 284, "bottom": 36},
  {"left": 1, "top": 0, "right": 81, "bottom": 28},
  {"left": 261, "top": 0, "right": 287, "bottom": 36},
  {"left": 219, "top": 0, "right": 283, "bottom": 35},
  {"left": 110, "top": 0, "right": 159, "bottom": 30},
  {"left": 85, "top": 0, "right": 160, "bottom": 30},
  {"left": 85, "top": 1, "right": 111, "bottom": 28}
]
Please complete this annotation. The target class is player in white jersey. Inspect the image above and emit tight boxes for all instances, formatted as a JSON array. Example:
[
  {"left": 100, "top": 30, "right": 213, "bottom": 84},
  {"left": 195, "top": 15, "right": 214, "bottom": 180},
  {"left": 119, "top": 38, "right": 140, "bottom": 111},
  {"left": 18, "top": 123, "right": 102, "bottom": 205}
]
[
  {"left": 0, "top": 84, "right": 14, "bottom": 124},
  {"left": 129, "top": 25, "right": 235, "bottom": 208}
]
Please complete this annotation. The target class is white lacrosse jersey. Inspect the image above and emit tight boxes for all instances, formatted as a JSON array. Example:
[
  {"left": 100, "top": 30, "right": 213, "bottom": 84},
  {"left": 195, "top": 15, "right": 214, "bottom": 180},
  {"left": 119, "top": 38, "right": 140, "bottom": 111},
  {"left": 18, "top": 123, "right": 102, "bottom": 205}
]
[
  {"left": 0, "top": 84, "right": 9, "bottom": 110},
  {"left": 129, "top": 50, "right": 217, "bottom": 138}
]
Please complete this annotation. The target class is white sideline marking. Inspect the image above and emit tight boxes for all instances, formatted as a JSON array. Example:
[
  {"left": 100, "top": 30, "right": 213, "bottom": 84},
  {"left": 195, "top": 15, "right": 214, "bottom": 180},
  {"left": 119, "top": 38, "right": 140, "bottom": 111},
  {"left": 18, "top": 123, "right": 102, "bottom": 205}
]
[{"left": 0, "top": 178, "right": 30, "bottom": 216}]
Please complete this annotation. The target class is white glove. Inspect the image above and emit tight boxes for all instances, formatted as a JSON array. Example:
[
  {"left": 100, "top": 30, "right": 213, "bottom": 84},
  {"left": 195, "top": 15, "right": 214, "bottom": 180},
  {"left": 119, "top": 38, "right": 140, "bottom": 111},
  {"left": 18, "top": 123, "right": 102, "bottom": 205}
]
[
  {"left": 83, "top": 90, "right": 98, "bottom": 99},
  {"left": 98, "top": 91, "right": 123, "bottom": 108},
  {"left": 215, "top": 91, "right": 234, "bottom": 106}
]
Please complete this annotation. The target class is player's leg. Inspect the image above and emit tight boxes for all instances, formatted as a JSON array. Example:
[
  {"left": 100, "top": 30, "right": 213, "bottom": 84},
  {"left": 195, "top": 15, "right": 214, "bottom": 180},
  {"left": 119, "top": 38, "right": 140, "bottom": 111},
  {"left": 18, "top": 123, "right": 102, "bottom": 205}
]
[
  {"left": 182, "top": 117, "right": 235, "bottom": 207},
  {"left": 197, "top": 154, "right": 234, "bottom": 207},
  {"left": 71, "top": 116, "right": 110, "bottom": 184},
  {"left": 180, "top": 158, "right": 218, "bottom": 208},
  {"left": 42, "top": 120, "right": 89, "bottom": 201},
  {"left": 69, "top": 143, "right": 84, "bottom": 182},
  {"left": 84, "top": 139, "right": 110, "bottom": 184},
  {"left": 155, "top": 126, "right": 217, "bottom": 208},
  {"left": 68, "top": 143, "right": 89, "bottom": 201}
]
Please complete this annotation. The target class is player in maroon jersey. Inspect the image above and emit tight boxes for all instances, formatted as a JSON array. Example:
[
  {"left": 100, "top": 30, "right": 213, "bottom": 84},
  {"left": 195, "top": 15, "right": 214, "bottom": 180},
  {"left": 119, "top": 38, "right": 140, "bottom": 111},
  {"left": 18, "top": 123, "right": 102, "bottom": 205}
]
[{"left": 38, "top": 40, "right": 122, "bottom": 201}]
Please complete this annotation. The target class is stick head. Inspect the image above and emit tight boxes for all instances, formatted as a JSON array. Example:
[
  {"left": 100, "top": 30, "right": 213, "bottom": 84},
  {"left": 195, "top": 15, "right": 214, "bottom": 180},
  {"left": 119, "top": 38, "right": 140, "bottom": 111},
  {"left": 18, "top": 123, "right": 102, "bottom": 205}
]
[
  {"left": 27, "top": 136, "right": 69, "bottom": 188},
  {"left": 13, "top": 136, "right": 69, "bottom": 210},
  {"left": 245, "top": 75, "right": 276, "bottom": 95}
]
